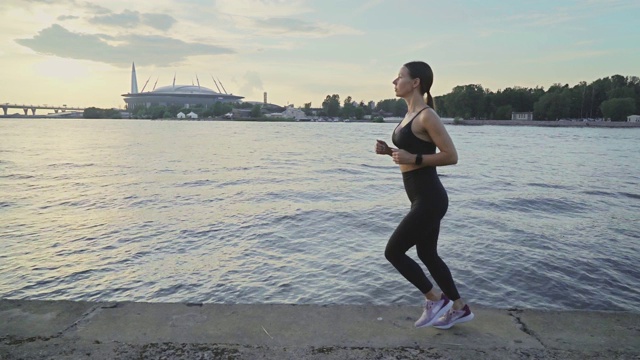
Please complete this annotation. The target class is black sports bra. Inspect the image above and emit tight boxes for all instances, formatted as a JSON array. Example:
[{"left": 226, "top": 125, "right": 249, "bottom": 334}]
[{"left": 392, "top": 107, "right": 436, "bottom": 155}]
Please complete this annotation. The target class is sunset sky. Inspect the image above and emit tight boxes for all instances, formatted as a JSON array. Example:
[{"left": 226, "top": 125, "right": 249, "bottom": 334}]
[{"left": 1, "top": 0, "right": 638, "bottom": 109}]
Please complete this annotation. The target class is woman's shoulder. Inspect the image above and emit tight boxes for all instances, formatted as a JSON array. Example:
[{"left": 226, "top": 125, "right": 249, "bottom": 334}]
[{"left": 417, "top": 106, "right": 442, "bottom": 126}]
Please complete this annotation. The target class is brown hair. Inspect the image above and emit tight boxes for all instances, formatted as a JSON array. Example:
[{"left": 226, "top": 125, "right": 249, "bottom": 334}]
[{"left": 404, "top": 61, "right": 435, "bottom": 108}]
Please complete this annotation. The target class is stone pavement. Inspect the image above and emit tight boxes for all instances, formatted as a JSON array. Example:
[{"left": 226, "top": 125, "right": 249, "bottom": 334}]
[{"left": 1, "top": 300, "right": 638, "bottom": 359}]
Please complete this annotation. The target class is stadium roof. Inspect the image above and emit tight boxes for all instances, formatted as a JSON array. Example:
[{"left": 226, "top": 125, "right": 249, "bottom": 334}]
[{"left": 151, "top": 85, "right": 224, "bottom": 95}]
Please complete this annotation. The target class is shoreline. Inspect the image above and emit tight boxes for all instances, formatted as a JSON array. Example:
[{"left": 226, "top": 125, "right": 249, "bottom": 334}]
[
  {"left": 448, "top": 119, "right": 640, "bottom": 128},
  {"left": 3, "top": 116, "right": 640, "bottom": 128},
  {"left": 1, "top": 299, "right": 638, "bottom": 359}
]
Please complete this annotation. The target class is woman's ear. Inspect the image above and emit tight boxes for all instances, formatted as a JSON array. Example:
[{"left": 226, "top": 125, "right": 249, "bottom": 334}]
[{"left": 413, "top": 78, "right": 421, "bottom": 90}]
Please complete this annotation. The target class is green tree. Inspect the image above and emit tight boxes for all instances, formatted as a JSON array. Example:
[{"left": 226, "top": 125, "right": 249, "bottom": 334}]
[
  {"left": 354, "top": 107, "right": 364, "bottom": 120},
  {"left": 200, "top": 108, "right": 214, "bottom": 118},
  {"left": 303, "top": 102, "right": 312, "bottom": 116},
  {"left": 608, "top": 87, "right": 636, "bottom": 100},
  {"left": 600, "top": 98, "right": 636, "bottom": 121},
  {"left": 167, "top": 104, "right": 181, "bottom": 116},
  {"left": 376, "top": 99, "right": 407, "bottom": 116},
  {"left": 213, "top": 102, "right": 232, "bottom": 116},
  {"left": 342, "top": 96, "right": 355, "bottom": 118},
  {"left": 83, "top": 107, "right": 101, "bottom": 118},
  {"left": 393, "top": 99, "right": 407, "bottom": 116},
  {"left": 300, "top": 73, "right": 637, "bottom": 122},
  {"left": 534, "top": 90, "right": 571, "bottom": 120},
  {"left": 376, "top": 99, "right": 393, "bottom": 113},
  {"left": 236, "top": 102, "right": 254, "bottom": 109},
  {"left": 360, "top": 101, "right": 373, "bottom": 115},
  {"left": 446, "top": 84, "right": 486, "bottom": 119},
  {"left": 434, "top": 95, "right": 449, "bottom": 116},
  {"left": 250, "top": 104, "right": 262, "bottom": 118},
  {"left": 587, "top": 78, "right": 613, "bottom": 118},
  {"left": 628, "top": 76, "right": 640, "bottom": 112},
  {"left": 494, "top": 105, "right": 513, "bottom": 120},
  {"left": 322, "top": 94, "right": 341, "bottom": 117},
  {"left": 147, "top": 105, "right": 165, "bottom": 120},
  {"left": 83, "top": 107, "right": 122, "bottom": 119}
]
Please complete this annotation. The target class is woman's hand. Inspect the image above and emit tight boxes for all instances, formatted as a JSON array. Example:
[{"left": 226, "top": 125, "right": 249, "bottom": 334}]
[
  {"left": 375, "top": 140, "right": 394, "bottom": 156},
  {"left": 391, "top": 149, "right": 415, "bottom": 164}
]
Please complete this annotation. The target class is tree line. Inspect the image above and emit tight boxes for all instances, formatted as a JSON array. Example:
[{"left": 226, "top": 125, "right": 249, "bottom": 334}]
[
  {"left": 84, "top": 102, "right": 260, "bottom": 120},
  {"left": 434, "top": 74, "right": 639, "bottom": 121},
  {"left": 83, "top": 107, "right": 122, "bottom": 119},
  {"left": 301, "top": 95, "right": 405, "bottom": 119},
  {"left": 306, "top": 74, "right": 638, "bottom": 122},
  {"left": 85, "top": 74, "right": 638, "bottom": 121},
  {"left": 127, "top": 102, "right": 240, "bottom": 119}
]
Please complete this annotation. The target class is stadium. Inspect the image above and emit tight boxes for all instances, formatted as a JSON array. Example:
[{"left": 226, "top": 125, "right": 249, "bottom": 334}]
[{"left": 121, "top": 63, "right": 243, "bottom": 110}]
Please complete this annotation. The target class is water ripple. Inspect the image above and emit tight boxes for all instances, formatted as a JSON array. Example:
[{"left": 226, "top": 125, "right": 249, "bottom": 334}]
[{"left": 1, "top": 120, "right": 639, "bottom": 312}]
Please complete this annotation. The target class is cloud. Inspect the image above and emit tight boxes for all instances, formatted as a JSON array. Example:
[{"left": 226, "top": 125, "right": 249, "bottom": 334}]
[
  {"left": 505, "top": 0, "right": 640, "bottom": 28},
  {"left": 82, "top": 3, "right": 111, "bottom": 15},
  {"left": 213, "top": 1, "right": 361, "bottom": 38},
  {"left": 0, "top": 0, "right": 68, "bottom": 12},
  {"left": 236, "top": 17, "right": 362, "bottom": 38},
  {"left": 239, "top": 71, "right": 264, "bottom": 97},
  {"left": 215, "top": 0, "right": 312, "bottom": 18},
  {"left": 57, "top": 15, "right": 79, "bottom": 21},
  {"left": 89, "top": 9, "right": 176, "bottom": 31},
  {"left": 23, "top": 0, "right": 60, "bottom": 3},
  {"left": 250, "top": 17, "right": 324, "bottom": 35},
  {"left": 525, "top": 49, "right": 613, "bottom": 64},
  {"left": 356, "top": 0, "right": 386, "bottom": 13},
  {"left": 141, "top": 13, "right": 176, "bottom": 31},
  {"left": 90, "top": 9, "right": 139, "bottom": 28},
  {"left": 16, "top": 24, "right": 235, "bottom": 67},
  {"left": 506, "top": 12, "right": 582, "bottom": 27},
  {"left": 582, "top": 0, "right": 640, "bottom": 8}
]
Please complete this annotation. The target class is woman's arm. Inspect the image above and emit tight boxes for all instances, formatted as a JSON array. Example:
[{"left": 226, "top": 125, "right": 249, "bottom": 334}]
[{"left": 391, "top": 110, "right": 458, "bottom": 167}]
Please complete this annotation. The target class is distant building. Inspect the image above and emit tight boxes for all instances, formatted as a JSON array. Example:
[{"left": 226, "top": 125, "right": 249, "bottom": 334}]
[
  {"left": 241, "top": 101, "right": 285, "bottom": 113},
  {"left": 187, "top": 111, "right": 198, "bottom": 119},
  {"left": 627, "top": 115, "right": 640, "bottom": 122},
  {"left": 512, "top": 112, "right": 533, "bottom": 121},
  {"left": 232, "top": 109, "right": 251, "bottom": 118},
  {"left": 282, "top": 106, "right": 308, "bottom": 120},
  {"left": 122, "top": 62, "right": 243, "bottom": 110},
  {"left": 177, "top": 112, "right": 186, "bottom": 119},
  {"left": 264, "top": 105, "right": 308, "bottom": 120}
]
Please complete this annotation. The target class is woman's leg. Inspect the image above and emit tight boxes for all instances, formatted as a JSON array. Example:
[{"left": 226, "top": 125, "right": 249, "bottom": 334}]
[
  {"left": 384, "top": 208, "right": 434, "bottom": 295},
  {"left": 415, "top": 220, "right": 466, "bottom": 309}
]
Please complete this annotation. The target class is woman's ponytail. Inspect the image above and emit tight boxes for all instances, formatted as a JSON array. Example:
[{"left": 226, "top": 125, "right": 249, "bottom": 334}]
[{"left": 426, "top": 91, "right": 434, "bottom": 108}]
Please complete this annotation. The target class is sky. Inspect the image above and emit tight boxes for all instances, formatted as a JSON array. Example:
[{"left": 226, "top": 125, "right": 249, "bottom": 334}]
[{"left": 1, "top": 0, "right": 638, "bottom": 109}]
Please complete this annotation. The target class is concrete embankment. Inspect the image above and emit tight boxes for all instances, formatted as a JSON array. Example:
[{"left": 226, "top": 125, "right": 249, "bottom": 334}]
[{"left": 1, "top": 300, "right": 638, "bottom": 359}]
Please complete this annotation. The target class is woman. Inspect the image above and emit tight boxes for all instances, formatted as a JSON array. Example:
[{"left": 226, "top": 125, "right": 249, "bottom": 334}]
[{"left": 375, "top": 61, "right": 473, "bottom": 330}]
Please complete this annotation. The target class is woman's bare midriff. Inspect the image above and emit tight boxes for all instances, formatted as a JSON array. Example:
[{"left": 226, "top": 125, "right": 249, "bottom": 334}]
[{"left": 400, "top": 163, "right": 431, "bottom": 173}]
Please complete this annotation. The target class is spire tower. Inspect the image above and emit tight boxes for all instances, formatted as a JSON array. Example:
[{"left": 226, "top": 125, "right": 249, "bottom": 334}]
[{"left": 131, "top": 62, "right": 139, "bottom": 94}]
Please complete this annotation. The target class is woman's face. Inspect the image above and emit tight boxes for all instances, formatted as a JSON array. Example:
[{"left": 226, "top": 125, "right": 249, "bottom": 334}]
[{"left": 393, "top": 66, "right": 417, "bottom": 97}]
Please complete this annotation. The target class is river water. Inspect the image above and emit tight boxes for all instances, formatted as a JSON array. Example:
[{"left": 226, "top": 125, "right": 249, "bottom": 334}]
[{"left": 1, "top": 119, "right": 638, "bottom": 312}]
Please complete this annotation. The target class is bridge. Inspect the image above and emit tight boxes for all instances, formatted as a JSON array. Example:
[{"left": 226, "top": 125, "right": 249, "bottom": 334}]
[{"left": 2, "top": 103, "right": 86, "bottom": 116}]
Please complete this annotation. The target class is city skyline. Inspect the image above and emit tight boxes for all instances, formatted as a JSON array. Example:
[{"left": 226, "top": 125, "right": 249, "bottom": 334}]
[{"left": 0, "top": 0, "right": 638, "bottom": 109}]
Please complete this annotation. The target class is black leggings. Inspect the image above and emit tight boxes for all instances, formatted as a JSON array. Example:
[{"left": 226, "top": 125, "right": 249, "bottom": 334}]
[{"left": 384, "top": 166, "right": 461, "bottom": 301}]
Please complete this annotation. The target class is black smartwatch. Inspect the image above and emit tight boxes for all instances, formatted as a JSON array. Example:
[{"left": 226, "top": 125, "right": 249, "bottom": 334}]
[{"left": 415, "top": 153, "right": 423, "bottom": 165}]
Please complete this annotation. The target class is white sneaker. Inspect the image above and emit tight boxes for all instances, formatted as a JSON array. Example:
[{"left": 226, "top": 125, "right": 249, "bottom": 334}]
[
  {"left": 433, "top": 304, "right": 475, "bottom": 329},
  {"left": 414, "top": 294, "right": 453, "bottom": 328}
]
